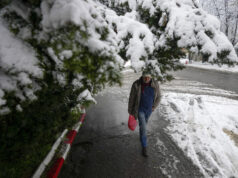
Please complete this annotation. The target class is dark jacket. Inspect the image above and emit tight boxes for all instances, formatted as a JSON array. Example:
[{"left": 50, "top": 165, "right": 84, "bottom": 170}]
[{"left": 128, "top": 77, "right": 161, "bottom": 119}]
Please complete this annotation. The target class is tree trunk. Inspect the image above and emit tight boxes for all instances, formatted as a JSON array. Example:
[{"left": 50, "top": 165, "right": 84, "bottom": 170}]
[
  {"left": 232, "top": 2, "right": 238, "bottom": 45},
  {"left": 224, "top": 0, "right": 229, "bottom": 36},
  {"left": 212, "top": 0, "right": 221, "bottom": 19}
]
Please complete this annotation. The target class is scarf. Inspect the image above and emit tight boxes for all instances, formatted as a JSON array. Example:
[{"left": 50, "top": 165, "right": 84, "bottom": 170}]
[{"left": 141, "top": 80, "right": 151, "bottom": 93}]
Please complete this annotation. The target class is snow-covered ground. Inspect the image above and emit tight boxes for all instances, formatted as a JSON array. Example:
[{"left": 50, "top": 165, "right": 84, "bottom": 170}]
[
  {"left": 160, "top": 92, "right": 238, "bottom": 178},
  {"left": 179, "top": 58, "right": 189, "bottom": 64},
  {"left": 187, "top": 61, "right": 238, "bottom": 73}
]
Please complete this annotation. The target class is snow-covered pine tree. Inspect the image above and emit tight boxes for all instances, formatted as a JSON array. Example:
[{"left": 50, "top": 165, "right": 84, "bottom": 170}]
[
  {"left": 200, "top": 0, "right": 238, "bottom": 46},
  {"left": 1, "top": 0, "right": 238, "bottom": 116},
  {"left": 104, "top": 0, "right": 238, "bottom": 70},
  {"left": 0, "top": 0, "right": 237, "bottom": 176}
]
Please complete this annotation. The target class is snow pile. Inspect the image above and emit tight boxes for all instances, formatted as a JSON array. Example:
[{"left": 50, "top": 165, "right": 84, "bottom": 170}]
[
  {"left": 161, "top": 92, "right": 238, "bottom": 177},
  {"left": 0, "top": 19, "right": 43, "bottom": 114}
]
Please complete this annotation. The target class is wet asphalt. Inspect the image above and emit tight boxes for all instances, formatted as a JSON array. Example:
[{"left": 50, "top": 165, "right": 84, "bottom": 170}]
[{"left": 174, "top": 66, "right": 238, "bottom": 94}]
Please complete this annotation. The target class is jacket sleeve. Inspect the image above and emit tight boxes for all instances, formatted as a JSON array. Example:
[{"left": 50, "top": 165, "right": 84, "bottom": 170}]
[
  {"left": 153, "top": 82, "right": 161, "bottom": 108},
  {"left": 128, "top": 82, "right": 136, "bottom": 115}
]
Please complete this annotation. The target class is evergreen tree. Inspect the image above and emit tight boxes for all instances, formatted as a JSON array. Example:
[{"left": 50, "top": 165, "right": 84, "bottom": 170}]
[{"left": 0, "top": 0, "right": 237, "bottom": 176}]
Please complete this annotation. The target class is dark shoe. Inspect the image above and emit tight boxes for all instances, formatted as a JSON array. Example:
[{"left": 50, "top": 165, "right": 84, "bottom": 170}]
[{"left": 142, "top": 147, "right": 148, "bottom": 157}]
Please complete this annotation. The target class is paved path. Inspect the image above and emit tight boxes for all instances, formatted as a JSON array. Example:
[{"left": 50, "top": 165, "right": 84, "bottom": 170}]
[{"left": 59, "top": 92, "right": 203, "bottom": 178}]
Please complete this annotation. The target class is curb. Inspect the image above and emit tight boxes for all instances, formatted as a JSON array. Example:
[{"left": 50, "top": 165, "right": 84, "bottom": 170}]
[
  {"left": 47, "top": 112, "right": 86, "bottom": 178},
  {"left": 32, "top": 129, "right": 68, "bottom": 178},
  {"left": 32, "top": 110, "right": 86, "bottom": 178}
]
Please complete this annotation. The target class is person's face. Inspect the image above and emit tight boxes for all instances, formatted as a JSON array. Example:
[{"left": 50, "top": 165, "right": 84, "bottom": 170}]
[{"left": 143, "top": 76, "right": 151, "bottom": 83}]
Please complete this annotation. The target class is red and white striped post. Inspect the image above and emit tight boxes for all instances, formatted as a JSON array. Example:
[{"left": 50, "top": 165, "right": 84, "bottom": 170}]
[{"left": 47, "top": 112, "right": 86, "bottom": 178}]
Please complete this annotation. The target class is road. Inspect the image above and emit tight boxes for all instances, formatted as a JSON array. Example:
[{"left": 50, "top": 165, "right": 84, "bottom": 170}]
[
  {"left": 174, "top": 66, "right": 238, "bottom": 94},
  {"left": 59, "top": 67, "right": 238, "bottom": 178}
]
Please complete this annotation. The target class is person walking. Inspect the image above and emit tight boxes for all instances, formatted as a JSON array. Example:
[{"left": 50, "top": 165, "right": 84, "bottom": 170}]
[{"left": 128, "top": 70, "right": 161, "bottom": 157}]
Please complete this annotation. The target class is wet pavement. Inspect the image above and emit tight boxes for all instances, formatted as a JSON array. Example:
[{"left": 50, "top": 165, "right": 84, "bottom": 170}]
[{"left": 174, "top": 66, "right": 238, "bottom": 94}]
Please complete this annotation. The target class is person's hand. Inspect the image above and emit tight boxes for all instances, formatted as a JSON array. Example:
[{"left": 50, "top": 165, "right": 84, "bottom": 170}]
[{"left": 152, "top": 106, "right": 155, "bottom": 112}]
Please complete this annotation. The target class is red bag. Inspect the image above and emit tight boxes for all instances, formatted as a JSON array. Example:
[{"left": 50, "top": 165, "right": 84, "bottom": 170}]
[{"left": 128, "top": 115, "right": 137, "bottom": 131}]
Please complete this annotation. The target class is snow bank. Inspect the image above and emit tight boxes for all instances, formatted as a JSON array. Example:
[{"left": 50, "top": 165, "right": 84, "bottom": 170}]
[{"left": 161, "top": 92, "right": 238, "bottom": 177}]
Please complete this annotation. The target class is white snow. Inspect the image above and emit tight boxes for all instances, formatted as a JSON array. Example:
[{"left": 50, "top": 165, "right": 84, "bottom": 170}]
[
  {"left": 179, "top": 58, "right": 189, "bottom": 64},
  {"left": 60, "top": 50, "right": 73, "bottom": 59},
  {"left": 104, "top": 9, "right": 156, "bottom": 71},
  {"left": 0, "top": 20, "right": 42, "bottom": 77},
  {"left": 123, "top": 0, "right": 238, "bottom": 62},
  {"left": 78, "top": 89, "right": 97, "bottom": 104},
  {"left": 187, "top": 61, "right": 238, "bottom": 73},
  {"left": 40, "top": 0, "right": 238, "bottom": 75},
  {"left": 41, "top": 0, "right": 121, "bottom": 60},
  {"left": 0, "top": 17, "right": 43, "bottom": 114},
  {"left": 161, "top": 92, "right": 238, "bottom": 177}
]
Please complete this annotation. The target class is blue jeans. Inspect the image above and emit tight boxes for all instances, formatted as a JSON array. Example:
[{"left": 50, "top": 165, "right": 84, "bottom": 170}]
[{"left": 138, "top": 111, "right": 151, "bottom": 147}]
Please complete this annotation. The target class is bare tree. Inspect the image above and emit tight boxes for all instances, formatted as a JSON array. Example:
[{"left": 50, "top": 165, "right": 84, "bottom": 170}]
[
  {"left": 200, "top": 0, "right": 238, "bottom": 45},
  {"left": 231, "top": 1, "right": 238, "bottom": 44},
  {"left": 212, "top": 0, "right": 221, "bottom": 19},
  {"left": 224, "top": 0, "right": 229, "bottom": 36}
]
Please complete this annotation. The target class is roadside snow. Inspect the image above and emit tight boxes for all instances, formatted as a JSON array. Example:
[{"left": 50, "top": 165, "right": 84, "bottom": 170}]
[
  {"left": 179, "top": 58, "right": 189, "bottom": 64},
  {"left": 161, "top": 92, "right": 238, "bottom": 178},
  {"left": 187, "top": 61, "right": 238, "bottom": 73}
]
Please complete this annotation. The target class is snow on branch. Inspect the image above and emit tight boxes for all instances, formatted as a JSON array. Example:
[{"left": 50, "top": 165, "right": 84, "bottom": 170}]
[
  {"left": 106, "top": 0, "right": 238, "bottom": 64},
  {"left": 41, "top": 0, "right": 156, "bottom": 70},
  {"left": 0, "top": 18, "right": 43, "bottom": 114},
  {"left": 105, "top": 10, "right": 156, "bottom": 70},
  {"left": 0, "top": 0, "right": 238, "bottom": 115}
]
